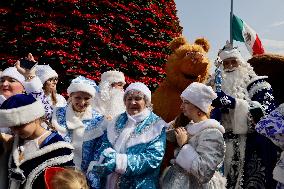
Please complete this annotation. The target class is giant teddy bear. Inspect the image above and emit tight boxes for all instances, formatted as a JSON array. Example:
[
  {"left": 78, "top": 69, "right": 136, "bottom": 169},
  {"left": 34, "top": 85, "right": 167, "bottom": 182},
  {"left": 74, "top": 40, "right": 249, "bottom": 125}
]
[
  {"left": 152, "top": 36, "right": 211, "bottom": 172},
  {"left": 152, "top": 36, "right": 211, "bottom": 122}
]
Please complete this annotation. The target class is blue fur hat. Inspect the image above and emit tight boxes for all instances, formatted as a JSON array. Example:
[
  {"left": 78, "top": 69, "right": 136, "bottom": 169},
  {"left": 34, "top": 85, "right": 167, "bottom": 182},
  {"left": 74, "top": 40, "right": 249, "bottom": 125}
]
[
  {"left": 0, "top": 94, "right": 45, "bottom": 127},
  {"left": 67, "top": 76, "right": 97, "bottom": 97}
]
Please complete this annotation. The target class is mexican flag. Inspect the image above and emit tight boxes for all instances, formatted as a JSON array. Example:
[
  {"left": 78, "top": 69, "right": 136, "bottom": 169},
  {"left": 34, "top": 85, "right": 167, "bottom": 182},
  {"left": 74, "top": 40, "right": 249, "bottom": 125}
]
[{"left": 232, "top": 14, "right": 265, "bottom": 55}]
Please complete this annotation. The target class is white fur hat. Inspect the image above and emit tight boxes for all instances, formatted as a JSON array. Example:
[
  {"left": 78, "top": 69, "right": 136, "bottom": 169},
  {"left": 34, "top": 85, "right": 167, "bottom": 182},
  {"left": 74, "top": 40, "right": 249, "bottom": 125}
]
[
  {"left": 1, "top": 67, "right": 25, "bottom": 85},
  {"left": 0, "top": 94, "right": 45, "bottom": 127},
  {"left": 125, "top": 82, "right": 151, "bottom": 101},
  {"left": 218, "top": 42, "right": 242, "bottom": 61},
  {"left": 100, "top": 70, "right": 125, "bottom": 84},
  {"left": 99, "top": 70, "right": 125, "bottom": 101},
  {"left": 67, "top": 76, "right": 97, "bottom": 97},
  {"left": 35, "top": 65, "right": 58, "bottom": 84},
  {"left": 181, "top": 82, "right": 217, "bottom": 113}
]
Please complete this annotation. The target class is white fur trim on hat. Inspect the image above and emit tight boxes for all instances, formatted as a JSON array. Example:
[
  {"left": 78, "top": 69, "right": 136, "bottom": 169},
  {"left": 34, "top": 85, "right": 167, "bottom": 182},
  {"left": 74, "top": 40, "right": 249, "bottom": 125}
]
[
  {"left": 35, "top": 65, "right": 58, "bottom": 84},
  {"left": 125, "top": 82, "right": 151, "bottom": 101},
  {"left": 100, "top": 70, "right": 125, "bottom": 84},
  {"left": 219, "top": 47, "right": 242, "bottom": 61},
  {"left": 1, "top": 67, "right": 25, "bottom": 85},
  {"left": 0, "top": 100, "right": 45, "bottom": 127},
  {"left": 67, "top": 76, "right": 97, "bottom": 97},
  {"left": 181, "top": 82, "right": 217, "bottom": 113}
]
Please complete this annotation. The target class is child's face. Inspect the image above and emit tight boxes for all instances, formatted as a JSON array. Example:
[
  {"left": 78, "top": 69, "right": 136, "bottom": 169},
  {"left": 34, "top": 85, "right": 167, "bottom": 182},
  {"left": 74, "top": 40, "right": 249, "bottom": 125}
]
[{"left": 11, "top": 121, "right": 38, "bottom": 139}]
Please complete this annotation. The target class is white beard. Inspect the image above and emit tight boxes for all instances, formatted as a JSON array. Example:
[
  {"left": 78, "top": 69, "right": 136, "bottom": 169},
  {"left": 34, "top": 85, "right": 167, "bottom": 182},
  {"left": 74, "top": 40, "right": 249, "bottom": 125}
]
[
  {"left": 93, "top": 88, "right": 125, "bottom": 118},
  {"left": 222, "top": 66, "right": 250, "bottom": 100}
]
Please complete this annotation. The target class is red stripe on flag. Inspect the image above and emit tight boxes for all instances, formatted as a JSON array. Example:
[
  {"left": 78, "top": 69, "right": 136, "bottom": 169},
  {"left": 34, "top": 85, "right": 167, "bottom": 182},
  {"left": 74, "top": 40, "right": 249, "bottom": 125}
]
[{"left": 252, "top": 34, "right": 265, "bottom": 55}]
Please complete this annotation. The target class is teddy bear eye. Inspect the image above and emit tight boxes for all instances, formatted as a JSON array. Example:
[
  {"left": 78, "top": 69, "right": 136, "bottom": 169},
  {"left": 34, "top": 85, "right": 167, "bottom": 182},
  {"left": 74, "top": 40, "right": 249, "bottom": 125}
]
[
  {"left": 186, "top": 52, "right": 193, "bottom": 56},
  {"left": 186, "top": 51, "right": 204, "bottom": 57}
]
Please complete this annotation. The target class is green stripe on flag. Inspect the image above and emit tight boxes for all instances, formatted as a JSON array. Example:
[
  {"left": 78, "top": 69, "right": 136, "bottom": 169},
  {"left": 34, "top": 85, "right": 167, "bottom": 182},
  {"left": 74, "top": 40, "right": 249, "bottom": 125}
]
[{"left": 232, "top": 15, "right": 245, "bottom": 42}]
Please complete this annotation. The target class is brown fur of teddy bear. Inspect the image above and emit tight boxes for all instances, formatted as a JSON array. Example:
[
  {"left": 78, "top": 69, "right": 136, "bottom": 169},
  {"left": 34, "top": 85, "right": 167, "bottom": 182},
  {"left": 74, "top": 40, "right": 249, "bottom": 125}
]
[
  {"left": 152, "top": 36, "right": 211, "bottom": 123},
  {"left": 152, "top": 36, "right": 211, "bottom": 173}
]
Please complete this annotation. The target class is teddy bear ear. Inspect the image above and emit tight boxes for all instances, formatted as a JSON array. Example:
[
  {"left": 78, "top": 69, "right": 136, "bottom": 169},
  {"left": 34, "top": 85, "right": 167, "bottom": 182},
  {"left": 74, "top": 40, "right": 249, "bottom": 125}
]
[
  {"left": 194, "top": 38, "right": 210, "bottom": 53},
  {"left": 169, "top": 36, "right": 187, "bottom": 52}
]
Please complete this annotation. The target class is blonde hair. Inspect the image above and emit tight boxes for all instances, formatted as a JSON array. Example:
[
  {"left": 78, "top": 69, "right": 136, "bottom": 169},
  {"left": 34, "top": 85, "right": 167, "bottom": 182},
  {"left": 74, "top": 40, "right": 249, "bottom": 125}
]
[{"left": 51, "top": 168, "right": 89, "bottom": 189}]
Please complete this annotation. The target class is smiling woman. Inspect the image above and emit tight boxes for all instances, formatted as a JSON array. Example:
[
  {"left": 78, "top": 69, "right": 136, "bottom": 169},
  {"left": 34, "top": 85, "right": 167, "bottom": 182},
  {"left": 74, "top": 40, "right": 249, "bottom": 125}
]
[
  {"left": 87, "top": 82, "right": 167, "bottom": 189},
  {"left": 52, "top": 76, "right": 106, "bottom": 173}
]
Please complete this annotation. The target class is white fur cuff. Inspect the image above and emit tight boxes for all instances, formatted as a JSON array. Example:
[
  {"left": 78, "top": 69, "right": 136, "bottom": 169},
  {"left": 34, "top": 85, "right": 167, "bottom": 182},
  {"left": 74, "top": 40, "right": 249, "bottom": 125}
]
[
  {"left": 176, "top": 144, "right": 198, "bottom": 172},
  {"left": 23, "top": 76, "right": 43, "bottom": 93},
  {"left": 115, "top": 153, "right": 127, "bottom": 174}
]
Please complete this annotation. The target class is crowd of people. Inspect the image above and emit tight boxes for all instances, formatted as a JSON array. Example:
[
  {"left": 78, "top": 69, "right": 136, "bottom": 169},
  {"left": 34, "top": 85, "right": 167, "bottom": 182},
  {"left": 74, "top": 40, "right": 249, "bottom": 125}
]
[{"left": 0, "top": 43, "right": 283, "bottom": 189}]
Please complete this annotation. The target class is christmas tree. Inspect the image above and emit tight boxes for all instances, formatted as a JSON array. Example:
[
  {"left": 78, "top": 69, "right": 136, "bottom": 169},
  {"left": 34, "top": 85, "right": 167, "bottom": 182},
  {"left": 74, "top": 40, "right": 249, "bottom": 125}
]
[{"left": 0, "top": 0, "right": 182, "bottom": 93}]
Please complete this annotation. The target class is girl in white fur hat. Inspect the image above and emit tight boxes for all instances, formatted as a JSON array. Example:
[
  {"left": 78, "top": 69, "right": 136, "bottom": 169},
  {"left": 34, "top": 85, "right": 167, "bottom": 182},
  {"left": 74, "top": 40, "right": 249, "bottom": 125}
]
[
  {"left": 52, "top": 76, "right": 106, "bottom": 174},
  {"left": 35, "top": 64, "right": 66, "bottom": 108},
  {"left": 161, "top": 82, "right": 226, "bottom": 189}
]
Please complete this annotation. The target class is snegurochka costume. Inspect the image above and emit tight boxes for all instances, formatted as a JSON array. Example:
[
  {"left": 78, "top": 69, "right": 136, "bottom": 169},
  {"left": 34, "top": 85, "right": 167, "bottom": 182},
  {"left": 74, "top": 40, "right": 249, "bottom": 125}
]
[
  {"left": 52, "top": 76, "right": 106, "bottom": 172},
  {"left": 87, "top": 82, "right": 167, "bottom": 189},
  {"left": 161, "top": 82, "right": 226, "bottom": 189}
]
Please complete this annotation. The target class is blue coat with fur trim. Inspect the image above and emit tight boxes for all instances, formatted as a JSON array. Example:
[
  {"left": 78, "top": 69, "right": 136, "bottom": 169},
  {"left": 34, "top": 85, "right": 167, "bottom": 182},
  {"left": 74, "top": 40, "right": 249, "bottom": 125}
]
[
  {"left": 87, "top": 109, "right": 167, "bottom": 189},
  {"left": 8, "top": 132, "right": 74, "bottom": 189},
  {"left": 52, "top": 104, "right": 106, "bottom": 172},
  {"left": 221, "top": 75, "right": 279, "bottom": 189}
]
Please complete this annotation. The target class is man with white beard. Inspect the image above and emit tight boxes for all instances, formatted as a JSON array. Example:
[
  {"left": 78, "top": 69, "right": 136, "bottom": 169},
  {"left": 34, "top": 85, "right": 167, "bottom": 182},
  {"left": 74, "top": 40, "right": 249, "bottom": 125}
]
[
  {"left": 93, "top": 70, "right": 126, "bottom": 120},
  {"left": 211, "top": 43, "right": 279, "bottom": 189}
]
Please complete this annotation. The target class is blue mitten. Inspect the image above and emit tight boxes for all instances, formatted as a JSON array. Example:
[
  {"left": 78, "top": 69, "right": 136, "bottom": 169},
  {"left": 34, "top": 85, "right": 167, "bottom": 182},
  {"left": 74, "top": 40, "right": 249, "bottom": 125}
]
[{"left": 212, "top": 91, "right": 236, "bottom": 109}]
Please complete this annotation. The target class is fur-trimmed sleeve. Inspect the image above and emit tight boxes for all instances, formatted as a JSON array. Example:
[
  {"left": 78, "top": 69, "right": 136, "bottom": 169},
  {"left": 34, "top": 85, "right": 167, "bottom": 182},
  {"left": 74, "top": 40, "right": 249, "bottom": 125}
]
[
  {"left": 176, "top": 129, "right": 225, "bottom": 183},
  {"left": 23, "top": 76, "right": 53, "bottom": 120}
]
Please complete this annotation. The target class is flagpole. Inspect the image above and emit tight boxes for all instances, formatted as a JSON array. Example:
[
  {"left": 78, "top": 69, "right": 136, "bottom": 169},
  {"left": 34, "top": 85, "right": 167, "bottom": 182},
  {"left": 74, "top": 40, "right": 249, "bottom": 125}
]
[{"left": 230, "top": 0, "right": 234, "bottom": 45}]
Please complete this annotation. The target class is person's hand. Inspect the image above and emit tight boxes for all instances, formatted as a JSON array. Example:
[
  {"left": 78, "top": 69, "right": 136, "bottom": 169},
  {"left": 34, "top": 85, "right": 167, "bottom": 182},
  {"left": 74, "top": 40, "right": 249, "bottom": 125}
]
[
  {"left": 175, "top": 127, "right": 189, "bottom": 147},
  {"left": 0, "top": 133, "right": 14, "bottom": 152},
  {"left": 93, "top": 158, "right": 116, "bottom": 176},
  {"left": 0, "top": 133, "right": 13, "bottom": 143},
  {"left": 212, "top": 91, "right": 236, "bottom": 109},
  {"left": 15, "top": 53, "right": 37, "bottom": 80}
]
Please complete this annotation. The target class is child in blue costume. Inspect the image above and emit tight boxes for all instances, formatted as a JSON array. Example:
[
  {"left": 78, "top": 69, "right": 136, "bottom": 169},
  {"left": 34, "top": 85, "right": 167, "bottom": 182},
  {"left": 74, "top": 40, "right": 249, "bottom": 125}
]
[{"left": 0, "top": 94, "right": 74, "bottom": 189}]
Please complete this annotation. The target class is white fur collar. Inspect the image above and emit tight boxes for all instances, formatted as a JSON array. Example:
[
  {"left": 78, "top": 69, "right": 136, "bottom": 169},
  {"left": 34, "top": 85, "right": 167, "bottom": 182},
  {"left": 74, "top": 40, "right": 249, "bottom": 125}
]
[
  {"left": 107, "top": 109, "right": 165, "bottom": 148},
  {"left": 11, "top": 135, "right": 74, "bottom": 168},
  {"left": 186, "top": 119, "right": 225, "bottom": 135},
  {"left": 66, "top": 104, "right": 92, "bottom": 130},
  {"left": 126, "top": 108, "right": 150, "bottom": 124}
]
